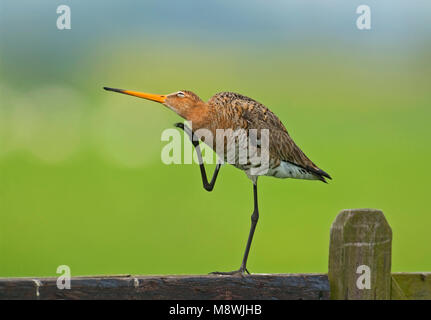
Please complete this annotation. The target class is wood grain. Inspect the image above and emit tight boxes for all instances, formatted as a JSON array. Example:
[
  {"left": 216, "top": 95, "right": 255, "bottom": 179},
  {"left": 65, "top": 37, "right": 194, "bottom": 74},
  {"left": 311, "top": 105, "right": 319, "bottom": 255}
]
[
  {"left": 0, "top": 274, "right": 330, "bottom": 300},
  {"left": 328, "top": 209, "right": 392, "bottom": 299}
]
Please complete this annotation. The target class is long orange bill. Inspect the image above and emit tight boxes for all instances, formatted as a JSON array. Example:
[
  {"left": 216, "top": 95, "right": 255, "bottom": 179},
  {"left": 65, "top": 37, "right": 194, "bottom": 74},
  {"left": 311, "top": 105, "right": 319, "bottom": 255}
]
[{"left": 103, "top": 87, "right": 166, "bottom": 103}]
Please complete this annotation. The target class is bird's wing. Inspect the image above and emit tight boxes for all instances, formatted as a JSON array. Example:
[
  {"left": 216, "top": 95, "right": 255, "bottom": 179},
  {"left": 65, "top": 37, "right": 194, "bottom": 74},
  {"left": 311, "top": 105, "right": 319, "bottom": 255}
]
[{"left": 236, "top": 97, "right": 331, "bottom": 180}]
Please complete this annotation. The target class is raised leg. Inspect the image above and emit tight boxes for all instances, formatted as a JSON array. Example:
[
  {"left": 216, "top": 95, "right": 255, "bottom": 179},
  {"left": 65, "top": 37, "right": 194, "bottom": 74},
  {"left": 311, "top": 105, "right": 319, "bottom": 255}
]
[
  {"left": 175, "top": 122, "right": 221, "bottom": 191},
  {"left": 211, "top": 180, "right": 259, "bottom": 275}
]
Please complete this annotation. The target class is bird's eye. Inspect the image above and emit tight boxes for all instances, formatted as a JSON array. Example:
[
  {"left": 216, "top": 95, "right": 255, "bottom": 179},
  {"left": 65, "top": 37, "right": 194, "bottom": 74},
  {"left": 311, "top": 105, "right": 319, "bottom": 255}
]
[{"left": 177, "top": 92, "right": 185, "bottom": 98}]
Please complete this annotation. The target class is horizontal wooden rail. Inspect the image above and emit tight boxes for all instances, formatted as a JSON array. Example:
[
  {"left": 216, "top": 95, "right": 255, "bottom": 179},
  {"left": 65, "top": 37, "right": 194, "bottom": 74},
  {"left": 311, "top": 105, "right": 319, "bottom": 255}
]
[
  {"left": 1, "top": 209, "right": 430, "bottom": 300},
  {"left": 0, "top": 274, "right": 329, "bottom": 300},
  {"left": 0, "top": 273, "right": 429, "bottom": 300}
]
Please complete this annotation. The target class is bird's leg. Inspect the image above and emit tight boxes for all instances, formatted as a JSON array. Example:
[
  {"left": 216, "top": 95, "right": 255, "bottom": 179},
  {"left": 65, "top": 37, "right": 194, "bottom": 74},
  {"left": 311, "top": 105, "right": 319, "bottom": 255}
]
[
  {"left": 211, "top": 180, "right": 259, "bottom": 276},
  {"left": 175, "top": 123, "right": 221, "bottom": 192},
  {"left": 239, "top": 182, "right": 259, "bottom": 273}
]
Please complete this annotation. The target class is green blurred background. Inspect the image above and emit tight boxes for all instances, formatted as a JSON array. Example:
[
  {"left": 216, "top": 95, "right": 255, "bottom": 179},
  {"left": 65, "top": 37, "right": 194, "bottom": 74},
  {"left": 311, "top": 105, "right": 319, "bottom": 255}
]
[{"left": 0, "top": 1, "right": 430, "bottom": 277}]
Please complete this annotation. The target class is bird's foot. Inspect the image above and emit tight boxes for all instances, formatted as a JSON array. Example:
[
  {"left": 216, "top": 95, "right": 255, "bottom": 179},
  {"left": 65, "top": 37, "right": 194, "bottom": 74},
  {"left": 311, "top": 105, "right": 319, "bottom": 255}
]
[
  {"left": 174, "top": 122, "right": 185, "bottom": 130},
  {"left": 210, "top": 266, "right": 250, "bottom": 276}
]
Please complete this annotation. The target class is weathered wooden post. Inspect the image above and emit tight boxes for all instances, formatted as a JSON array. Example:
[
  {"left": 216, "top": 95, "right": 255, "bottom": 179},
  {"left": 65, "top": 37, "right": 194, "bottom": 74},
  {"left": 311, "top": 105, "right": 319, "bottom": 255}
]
[{"left": 328, "top": 209, "right": 392, "bottom": 300}]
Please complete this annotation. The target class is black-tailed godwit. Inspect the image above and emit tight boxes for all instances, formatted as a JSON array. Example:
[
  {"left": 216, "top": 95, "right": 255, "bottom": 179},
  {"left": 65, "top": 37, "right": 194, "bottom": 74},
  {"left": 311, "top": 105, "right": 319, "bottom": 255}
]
[{"left": 104, "top": 87, "right": 331, "bottom": 275}]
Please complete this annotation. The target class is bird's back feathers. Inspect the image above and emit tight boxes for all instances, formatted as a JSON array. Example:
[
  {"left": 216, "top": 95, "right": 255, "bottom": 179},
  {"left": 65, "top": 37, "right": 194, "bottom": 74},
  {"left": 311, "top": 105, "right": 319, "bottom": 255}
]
[{"left": 206, "top": 92, "right": 331, "bottom": 182}]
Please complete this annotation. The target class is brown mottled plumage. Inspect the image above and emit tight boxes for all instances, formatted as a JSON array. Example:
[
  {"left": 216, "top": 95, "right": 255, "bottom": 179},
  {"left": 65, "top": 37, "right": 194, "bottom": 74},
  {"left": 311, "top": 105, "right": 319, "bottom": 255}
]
[
  {"left": 204, "top": 92, "right": 331, "bottom": 182},
  {"left": 104, "top": 86, "right": 331, "bottom": 275}
]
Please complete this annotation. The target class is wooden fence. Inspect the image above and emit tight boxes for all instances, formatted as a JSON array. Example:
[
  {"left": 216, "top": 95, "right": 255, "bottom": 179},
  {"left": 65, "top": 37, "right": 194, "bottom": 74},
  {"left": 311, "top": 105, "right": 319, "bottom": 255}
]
[{"left": 0, "top": 209, "right": 430, "bottom": 300}]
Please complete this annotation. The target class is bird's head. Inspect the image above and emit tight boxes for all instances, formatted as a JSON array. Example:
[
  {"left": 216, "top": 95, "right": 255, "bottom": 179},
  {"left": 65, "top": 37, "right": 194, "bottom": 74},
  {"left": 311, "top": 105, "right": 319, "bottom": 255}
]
[{"left": 103, "top": 87, "right": 206, "bottom": 121}]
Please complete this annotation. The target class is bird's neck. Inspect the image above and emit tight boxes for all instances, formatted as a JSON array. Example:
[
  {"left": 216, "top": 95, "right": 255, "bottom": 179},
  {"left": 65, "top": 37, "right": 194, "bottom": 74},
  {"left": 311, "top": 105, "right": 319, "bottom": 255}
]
[{"left": 185, "top": 101, "right": 211, "bottom": 130}]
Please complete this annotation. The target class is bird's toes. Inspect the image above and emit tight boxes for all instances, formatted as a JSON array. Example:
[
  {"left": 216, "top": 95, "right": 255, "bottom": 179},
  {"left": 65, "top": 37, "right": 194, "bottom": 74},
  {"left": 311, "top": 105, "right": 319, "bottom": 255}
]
[
  {"left": 209, "top": 269, "right": 249, "bottom": 276},
  {"left": 174, "top": 122, "right": 184, "bottom": 129}
]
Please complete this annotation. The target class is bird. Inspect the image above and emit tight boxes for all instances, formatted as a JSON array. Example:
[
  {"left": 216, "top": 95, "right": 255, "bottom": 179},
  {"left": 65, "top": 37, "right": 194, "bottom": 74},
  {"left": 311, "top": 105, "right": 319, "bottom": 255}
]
[{"left": 103, "top": 87, "right": 331, "bottom": 275}]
